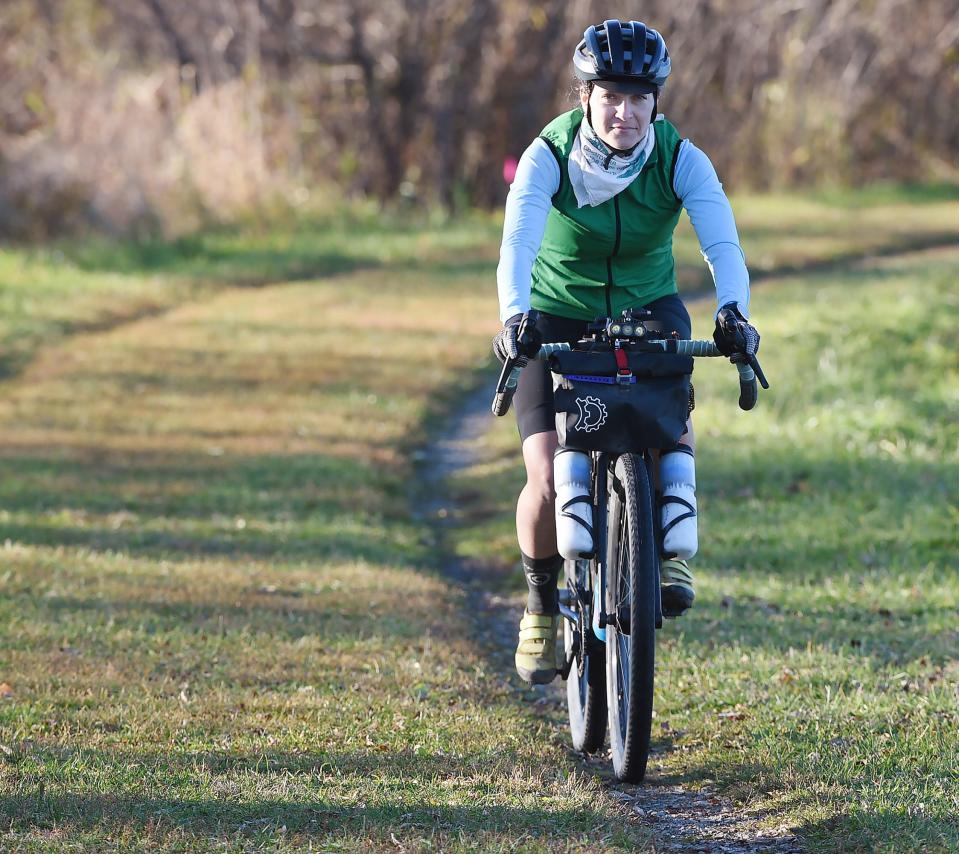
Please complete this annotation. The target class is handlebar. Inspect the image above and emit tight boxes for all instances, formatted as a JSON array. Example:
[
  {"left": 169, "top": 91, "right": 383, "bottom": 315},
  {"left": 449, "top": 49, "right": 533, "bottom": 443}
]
[{"left": 492, "top": 339, "right": 768, "bottom": 417}]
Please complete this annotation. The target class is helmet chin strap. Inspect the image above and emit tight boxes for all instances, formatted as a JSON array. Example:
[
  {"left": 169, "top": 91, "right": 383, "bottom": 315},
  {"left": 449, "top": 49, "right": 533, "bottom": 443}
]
[{"left": 604, "top": 140, "right": 640, "bottom": 165}]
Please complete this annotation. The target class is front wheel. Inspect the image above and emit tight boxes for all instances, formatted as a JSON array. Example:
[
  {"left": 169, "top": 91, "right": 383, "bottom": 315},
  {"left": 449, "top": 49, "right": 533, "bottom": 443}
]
[
  {"left": 564, "top": 559, "right": 606, "bottom": 753},
  {"left": 605, "top": 453, "right": 658, "bottom": 783}
]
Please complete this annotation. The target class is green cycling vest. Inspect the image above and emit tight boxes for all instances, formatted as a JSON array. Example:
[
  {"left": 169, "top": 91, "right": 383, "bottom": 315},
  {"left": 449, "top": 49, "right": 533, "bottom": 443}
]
[{"left": 532, "top": 108, "right": 684, "bottom": 321}]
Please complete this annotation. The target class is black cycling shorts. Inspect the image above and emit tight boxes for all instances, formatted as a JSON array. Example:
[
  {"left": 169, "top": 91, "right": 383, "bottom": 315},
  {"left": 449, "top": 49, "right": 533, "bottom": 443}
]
[{"left": 514, "top": 293, "right": 692, "bottom": 443}]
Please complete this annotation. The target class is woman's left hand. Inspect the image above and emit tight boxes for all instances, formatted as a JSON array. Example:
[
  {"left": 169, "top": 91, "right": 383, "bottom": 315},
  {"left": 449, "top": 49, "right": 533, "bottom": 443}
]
[{"left": 713, "top": 302, "right": 760, "bottom": 357}]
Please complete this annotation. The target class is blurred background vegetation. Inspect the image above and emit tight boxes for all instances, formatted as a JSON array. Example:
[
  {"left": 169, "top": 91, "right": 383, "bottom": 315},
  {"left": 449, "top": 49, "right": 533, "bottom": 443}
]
[{"left": 1, "top": 0, "right": 958, "bottom": 241}]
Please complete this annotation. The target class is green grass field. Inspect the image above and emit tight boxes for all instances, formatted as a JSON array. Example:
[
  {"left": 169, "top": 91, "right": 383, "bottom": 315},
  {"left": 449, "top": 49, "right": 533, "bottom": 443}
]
[
  {"left": 449, "top": 229, "right": 959, "bottom": 849},
  {"left": 1, "top": 188, "right": 958, "bottom": 852},
  {"left": 0, "top": 218, "right": 650, "bottom": 853}
]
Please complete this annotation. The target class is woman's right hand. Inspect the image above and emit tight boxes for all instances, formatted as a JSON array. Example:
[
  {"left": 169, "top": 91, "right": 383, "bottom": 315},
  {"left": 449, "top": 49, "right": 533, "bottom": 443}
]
[{"left": 492, "top": 313, "right": 541, "bottom": 363}]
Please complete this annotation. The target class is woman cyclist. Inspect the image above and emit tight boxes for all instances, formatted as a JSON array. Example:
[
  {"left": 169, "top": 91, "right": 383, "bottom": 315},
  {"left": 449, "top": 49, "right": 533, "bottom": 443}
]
[{"left": 493, "top": 19, "right": 762, "bottom": 684}]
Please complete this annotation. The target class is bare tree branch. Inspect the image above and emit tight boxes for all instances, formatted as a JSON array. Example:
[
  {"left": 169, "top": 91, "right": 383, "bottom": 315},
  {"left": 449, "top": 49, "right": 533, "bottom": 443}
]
[{"left": 143, "top": 0, "right": 202, "bottom": 91}]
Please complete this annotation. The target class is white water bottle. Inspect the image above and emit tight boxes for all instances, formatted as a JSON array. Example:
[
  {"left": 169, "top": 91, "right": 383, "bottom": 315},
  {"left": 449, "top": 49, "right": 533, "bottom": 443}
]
[
  {"left": 660, "top": 450, "right": 698, "bottom": 559},
  {"left": 554, "top": 448, "right": 594, "bottom": 559}
]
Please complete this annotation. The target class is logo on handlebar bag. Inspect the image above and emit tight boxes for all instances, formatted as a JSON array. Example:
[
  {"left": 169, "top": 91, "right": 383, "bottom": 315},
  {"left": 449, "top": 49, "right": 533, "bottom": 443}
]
[{"left": 574, "top": 396, "right": 608, "bottom": 433}]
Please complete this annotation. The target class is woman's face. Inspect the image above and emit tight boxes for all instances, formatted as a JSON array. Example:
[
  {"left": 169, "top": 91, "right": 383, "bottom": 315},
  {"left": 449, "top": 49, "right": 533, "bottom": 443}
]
[{"left": 581, "top": 86, "right": 654, "bottom": 151}]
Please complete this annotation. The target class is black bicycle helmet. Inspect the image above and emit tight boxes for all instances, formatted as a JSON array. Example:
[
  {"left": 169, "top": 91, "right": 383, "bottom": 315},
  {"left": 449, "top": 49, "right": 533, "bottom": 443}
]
[{"left": 573, "top": 19, "right": 671, "bottom": 94}]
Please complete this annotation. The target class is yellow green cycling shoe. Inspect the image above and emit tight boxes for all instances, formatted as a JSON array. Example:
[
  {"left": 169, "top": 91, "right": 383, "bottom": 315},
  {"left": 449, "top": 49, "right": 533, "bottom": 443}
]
[
  {"left": 661, "top": 558, "right": 695, "bottom": 617},
  {"left": 515, "top": 610, "right": 559, "bottom": 684}
]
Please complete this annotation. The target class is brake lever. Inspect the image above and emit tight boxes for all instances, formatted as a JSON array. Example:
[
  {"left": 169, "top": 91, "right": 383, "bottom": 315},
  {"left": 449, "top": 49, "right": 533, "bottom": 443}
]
[
  {"left": 749, "top": 353, "right": 769, "bottom": 389},
  {"left": 515, "top": 310, "right": 541, "bottom": 356},
  {"left": 491, "top": 355, "right": 527, "bottom": 416},
  {"left": 490, "top": 310, "right": 540, "bottom": 417}
]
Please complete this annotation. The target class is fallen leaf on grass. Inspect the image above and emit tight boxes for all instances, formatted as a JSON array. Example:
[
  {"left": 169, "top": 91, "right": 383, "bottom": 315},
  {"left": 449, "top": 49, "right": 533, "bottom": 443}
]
[
  {"left": 237, "top": 817, "right": 274, "bottom": 832},
  {"left": 717, "top": 709, "right": 746, "bottom": 721},
  {"left": 0, "top": 740, "right": 36, "bottom": 763},
  {"left": 0, "top": 683, "right": 13, "bottom": 699}
]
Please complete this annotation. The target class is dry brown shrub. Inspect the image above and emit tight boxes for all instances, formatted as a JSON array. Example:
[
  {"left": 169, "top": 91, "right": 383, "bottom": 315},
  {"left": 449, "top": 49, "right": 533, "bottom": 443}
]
[{"left": 0, "top": 63, "right": 287, "bottom": 240}]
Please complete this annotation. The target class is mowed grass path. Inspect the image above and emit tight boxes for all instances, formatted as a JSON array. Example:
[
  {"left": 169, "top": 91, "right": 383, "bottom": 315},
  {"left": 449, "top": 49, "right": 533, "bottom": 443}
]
[
  {"left": 450, "top": 246, "right": 959, "bottom": 852},
  {"left": 0, "top": 210, "right": 504, "bottom": 379},
  {"left": 0, "top": 243, "right": 652, "bottom": 851},
  {"left": 5, "top": 184, "right": 958, "bottom": 377},
  {"left": 1, "top": 188, "right": 958, "bottom": 851}
]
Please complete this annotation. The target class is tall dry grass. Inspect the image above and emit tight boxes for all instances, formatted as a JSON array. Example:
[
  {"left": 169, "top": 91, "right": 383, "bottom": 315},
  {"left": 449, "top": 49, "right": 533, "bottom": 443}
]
[{"left": 0, "top": 65, "right": 296, "bottom": 240}]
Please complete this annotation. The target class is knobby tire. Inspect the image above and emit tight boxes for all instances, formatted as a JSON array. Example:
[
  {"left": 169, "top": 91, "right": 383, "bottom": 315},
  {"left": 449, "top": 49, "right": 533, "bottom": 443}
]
[{"left": 605, "top": 453, "right": 657, "bottom": 783}]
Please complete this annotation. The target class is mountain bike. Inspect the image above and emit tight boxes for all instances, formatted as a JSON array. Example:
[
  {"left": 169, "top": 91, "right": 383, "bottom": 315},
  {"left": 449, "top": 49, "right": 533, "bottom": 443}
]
[{"left": 492, "top": 309, "right": 767, "bottom": 782}]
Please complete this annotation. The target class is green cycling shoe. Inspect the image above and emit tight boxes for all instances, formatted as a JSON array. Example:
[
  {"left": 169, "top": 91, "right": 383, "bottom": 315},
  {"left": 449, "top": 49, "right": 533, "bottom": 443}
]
[
  {"left": 661, "top": 558, "right": 695, "bottom": 617},
  {"left": 515, "top": 610, "right": 559, "bottom": 684}
]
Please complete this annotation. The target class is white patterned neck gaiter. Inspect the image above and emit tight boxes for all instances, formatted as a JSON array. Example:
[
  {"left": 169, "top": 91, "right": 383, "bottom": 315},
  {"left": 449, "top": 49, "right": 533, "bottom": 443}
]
[{"left": 568, "top": 116, "right": 655, "bottom": 208}]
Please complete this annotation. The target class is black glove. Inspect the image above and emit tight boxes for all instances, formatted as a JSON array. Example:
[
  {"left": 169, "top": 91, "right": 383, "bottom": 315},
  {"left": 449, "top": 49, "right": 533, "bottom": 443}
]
[
  {"left": 492, "top": 312, "right": 540, "bottom": 364},
  {"left": 713, "top": 302, "right": 760, "bottom": 358}
]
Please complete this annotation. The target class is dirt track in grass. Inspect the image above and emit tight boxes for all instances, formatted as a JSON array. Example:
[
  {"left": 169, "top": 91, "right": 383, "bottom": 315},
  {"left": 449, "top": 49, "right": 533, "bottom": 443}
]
[{"left": 416, "top": 379, "right": 804, "bottom": 854}]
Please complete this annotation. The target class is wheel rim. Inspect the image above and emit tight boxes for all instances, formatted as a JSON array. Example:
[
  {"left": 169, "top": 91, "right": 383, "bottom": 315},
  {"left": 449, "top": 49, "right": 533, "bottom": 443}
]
[{"left": 564, "top": 616, "right": 589, "bottom": 707}]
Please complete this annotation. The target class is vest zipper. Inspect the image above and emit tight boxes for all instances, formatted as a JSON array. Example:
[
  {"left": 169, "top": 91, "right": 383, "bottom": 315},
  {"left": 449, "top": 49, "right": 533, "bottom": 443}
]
[{"left": 605, "top": 195, "right": 622, "bottom": 317}]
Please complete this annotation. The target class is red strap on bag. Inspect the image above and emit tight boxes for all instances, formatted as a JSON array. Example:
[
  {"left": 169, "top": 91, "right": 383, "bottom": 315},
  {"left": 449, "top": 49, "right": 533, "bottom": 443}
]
[{"left": 614, "top": 345, "right": 630, "bottom": 376}]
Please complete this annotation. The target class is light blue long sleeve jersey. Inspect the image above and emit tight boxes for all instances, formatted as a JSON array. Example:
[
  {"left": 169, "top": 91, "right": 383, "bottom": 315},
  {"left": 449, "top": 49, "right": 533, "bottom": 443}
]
[{"left": 497, "top": 135, "right": 750, "bottom": 324}]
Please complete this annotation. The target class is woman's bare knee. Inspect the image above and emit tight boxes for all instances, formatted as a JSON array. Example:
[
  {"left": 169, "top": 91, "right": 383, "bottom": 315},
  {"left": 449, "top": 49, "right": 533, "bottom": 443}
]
[{"left": 521, "top": 431, "right": 559, "bottom": 501}]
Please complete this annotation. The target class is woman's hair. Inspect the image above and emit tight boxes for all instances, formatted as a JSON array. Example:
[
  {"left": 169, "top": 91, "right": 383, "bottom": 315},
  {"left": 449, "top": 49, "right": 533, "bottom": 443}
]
[{"left": 569, "top": 78, "right": 594, "bottom": 104}]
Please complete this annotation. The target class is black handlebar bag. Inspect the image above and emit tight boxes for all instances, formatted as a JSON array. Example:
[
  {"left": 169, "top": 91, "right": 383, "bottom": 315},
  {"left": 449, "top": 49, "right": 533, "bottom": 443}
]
[{"left": 548, "top": 349, "right": 694, "bottom": 453}]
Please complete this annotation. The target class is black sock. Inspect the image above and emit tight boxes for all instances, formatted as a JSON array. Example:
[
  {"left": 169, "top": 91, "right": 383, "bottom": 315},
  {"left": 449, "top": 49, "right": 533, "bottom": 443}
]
[{"left": 521, "top": 552, "right": 563, "bottom": 615}]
